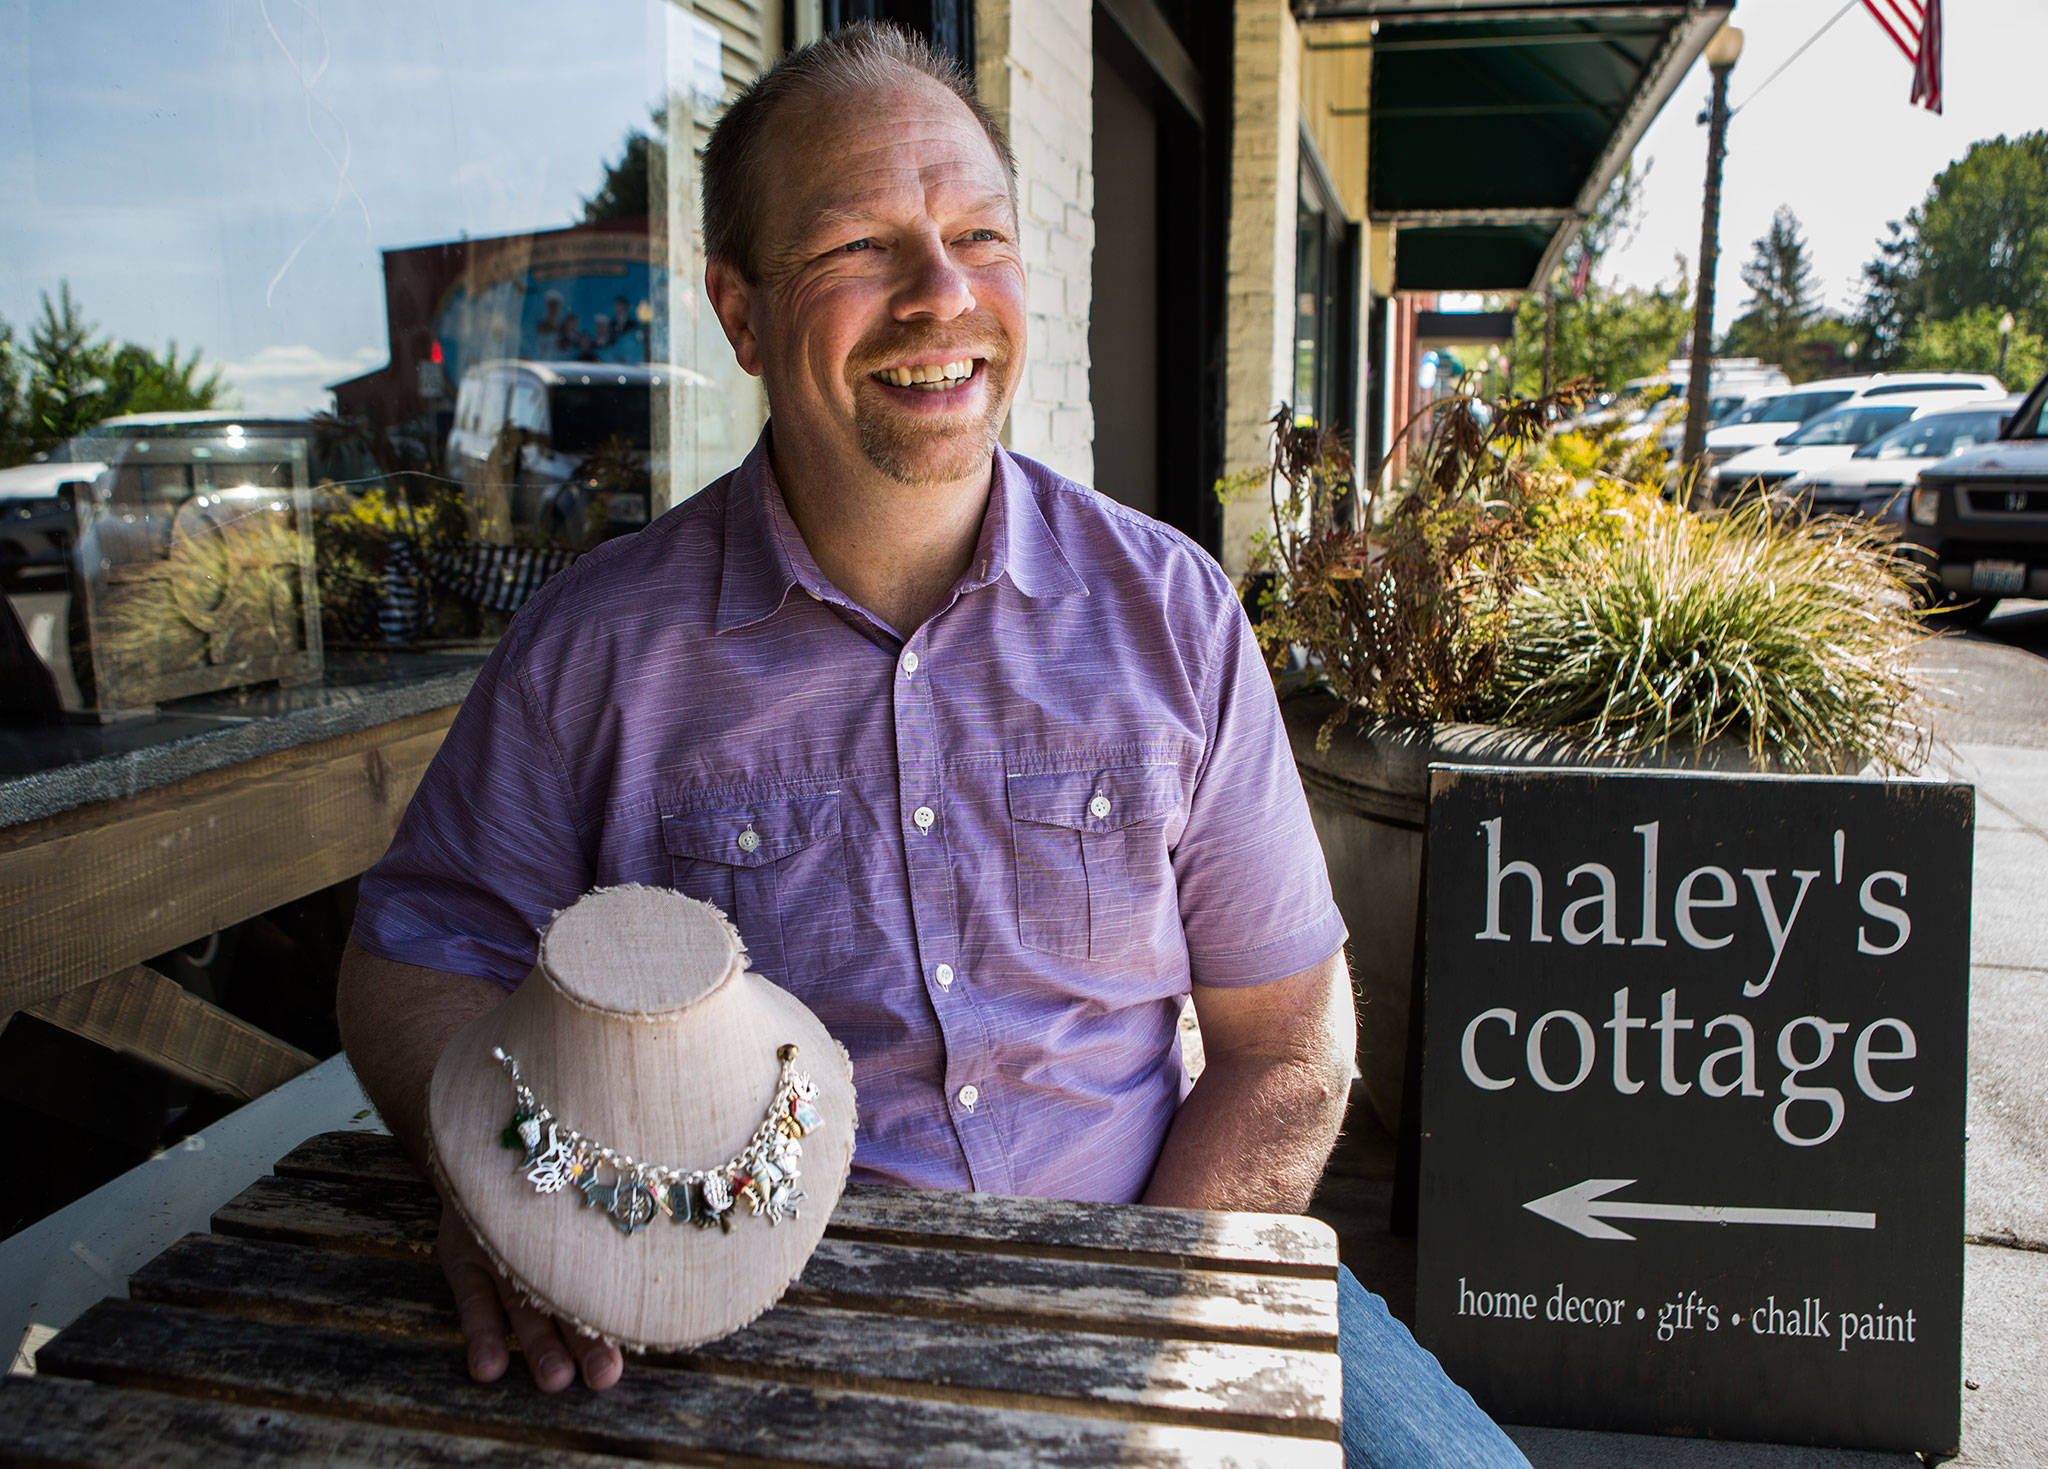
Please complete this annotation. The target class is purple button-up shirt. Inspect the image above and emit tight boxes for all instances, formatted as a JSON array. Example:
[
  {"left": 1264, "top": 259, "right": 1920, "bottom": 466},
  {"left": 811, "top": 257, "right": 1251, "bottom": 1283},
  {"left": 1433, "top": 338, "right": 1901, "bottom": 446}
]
[{"left": 356, "top": 433, "right": 1345, "bottom": 1203}]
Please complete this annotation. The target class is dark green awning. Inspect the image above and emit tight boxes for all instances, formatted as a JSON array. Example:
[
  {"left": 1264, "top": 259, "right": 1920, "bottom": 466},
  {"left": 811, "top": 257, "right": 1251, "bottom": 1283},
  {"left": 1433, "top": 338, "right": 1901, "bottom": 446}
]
[{"left": 1296, "top": 1, "right": 1732, "bottom": 291}]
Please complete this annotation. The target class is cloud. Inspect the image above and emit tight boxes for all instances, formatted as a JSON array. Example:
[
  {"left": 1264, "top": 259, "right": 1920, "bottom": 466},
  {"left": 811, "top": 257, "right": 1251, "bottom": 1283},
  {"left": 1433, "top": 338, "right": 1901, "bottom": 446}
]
[{"left": 221, "top": 343, "right": 384, "bottom": 417}]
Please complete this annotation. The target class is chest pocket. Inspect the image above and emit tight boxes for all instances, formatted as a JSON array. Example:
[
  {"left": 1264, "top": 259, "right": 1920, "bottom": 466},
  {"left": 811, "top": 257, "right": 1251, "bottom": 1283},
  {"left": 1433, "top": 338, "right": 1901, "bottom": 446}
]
[
  {"left": 1007, "top": 764, "right": 1181, "bottom": 960},
  {"left": 660, "top": 790, "right": 850, "bottom": 991}
]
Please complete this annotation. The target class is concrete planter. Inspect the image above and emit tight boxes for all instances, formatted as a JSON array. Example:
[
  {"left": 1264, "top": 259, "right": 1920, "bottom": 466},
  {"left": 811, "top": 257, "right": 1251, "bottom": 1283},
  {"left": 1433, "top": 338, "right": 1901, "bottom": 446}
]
[{"left": 1282, "top": 689, "right": 1771, "bottom": 1139}]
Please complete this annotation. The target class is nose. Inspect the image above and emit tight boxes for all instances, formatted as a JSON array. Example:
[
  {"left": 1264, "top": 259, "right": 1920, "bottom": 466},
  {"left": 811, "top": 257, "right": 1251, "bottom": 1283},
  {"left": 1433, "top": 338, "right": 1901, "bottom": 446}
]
[{"left": 893, "top": 228, "right": 975, "bottom": 322}]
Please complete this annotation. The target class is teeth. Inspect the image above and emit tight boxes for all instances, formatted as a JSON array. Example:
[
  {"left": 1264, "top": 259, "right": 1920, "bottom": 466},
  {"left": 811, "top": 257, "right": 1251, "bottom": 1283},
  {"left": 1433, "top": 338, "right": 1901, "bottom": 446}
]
[{"left": 877, "top": 359, "right": 975, "bottom": 388}]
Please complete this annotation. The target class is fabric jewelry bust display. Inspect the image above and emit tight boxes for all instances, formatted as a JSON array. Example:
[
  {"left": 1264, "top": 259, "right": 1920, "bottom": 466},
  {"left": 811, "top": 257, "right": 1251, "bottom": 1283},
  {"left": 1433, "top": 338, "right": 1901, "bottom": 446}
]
[
  {"left": 425, "top": 884, "right": 857, "bottom": 1350},
  {"left": 496, "top": 1042, "right": 822, "bottom": 1234}
]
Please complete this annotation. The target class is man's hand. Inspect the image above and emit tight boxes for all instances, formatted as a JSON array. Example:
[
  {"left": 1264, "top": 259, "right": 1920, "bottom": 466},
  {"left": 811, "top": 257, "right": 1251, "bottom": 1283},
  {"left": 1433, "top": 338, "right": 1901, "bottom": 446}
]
[
  {"left": 439, "top": 1207, "right": 622, "bottom": 1392},
  {"left": 339, "top": 939, "right": 628, "bottom": 1392},
  {"left": 1141, "top": 949, "right": 1355, "bottom": 1213}
]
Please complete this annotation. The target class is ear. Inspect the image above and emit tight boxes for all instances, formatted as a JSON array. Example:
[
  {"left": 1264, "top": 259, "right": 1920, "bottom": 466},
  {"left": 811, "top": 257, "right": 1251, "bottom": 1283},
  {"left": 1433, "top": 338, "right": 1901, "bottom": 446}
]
[{"left": 705, "top": 257, "right": 764, "bottom": 378}]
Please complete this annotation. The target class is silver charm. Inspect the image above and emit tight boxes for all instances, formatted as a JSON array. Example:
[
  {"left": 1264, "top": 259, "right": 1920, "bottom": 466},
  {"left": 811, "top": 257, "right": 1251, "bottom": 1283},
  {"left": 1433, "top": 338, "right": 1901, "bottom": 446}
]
[
  {"left": 524, "top": 1126, "right": 573, "bottom": 1193},
  {"left": 493, "top": 1044, "right": 817, "bottom": 1240},
  {"left": 610, "top": 1178, "right": 659, "bottom": 1235},
  {"left": 579, "top": 1174, "right": 619, "bottom": 1212},
  {"left": 763, "top": 1181, "right": 803, "bottom": 1225}
]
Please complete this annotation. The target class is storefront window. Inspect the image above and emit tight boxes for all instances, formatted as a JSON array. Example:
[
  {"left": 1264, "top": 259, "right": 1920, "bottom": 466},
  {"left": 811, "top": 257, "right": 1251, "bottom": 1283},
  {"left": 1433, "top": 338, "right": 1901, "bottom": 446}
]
[
  {"left": 1, "top": 1, "right": 774, "bottom": 714},
  {"left": 1292, "top": 148, "right": 1357, "bottom": 439}
]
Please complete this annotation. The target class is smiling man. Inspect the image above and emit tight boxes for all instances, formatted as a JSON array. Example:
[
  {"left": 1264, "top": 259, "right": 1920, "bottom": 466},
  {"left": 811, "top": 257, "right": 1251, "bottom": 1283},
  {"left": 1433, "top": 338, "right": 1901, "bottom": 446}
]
[{"left": 337, "top": 23, "right": 1522, "bottom": 1467}]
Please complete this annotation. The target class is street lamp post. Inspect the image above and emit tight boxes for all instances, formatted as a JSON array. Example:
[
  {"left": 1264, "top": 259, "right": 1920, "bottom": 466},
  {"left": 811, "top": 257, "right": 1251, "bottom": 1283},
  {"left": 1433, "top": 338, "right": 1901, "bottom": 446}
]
[
  {"left": 1998, "top": 311, "right": 2016, "bottom": 380},
  {"left": 1680, "top": 24, "right": 1744, "bottom": 502}
]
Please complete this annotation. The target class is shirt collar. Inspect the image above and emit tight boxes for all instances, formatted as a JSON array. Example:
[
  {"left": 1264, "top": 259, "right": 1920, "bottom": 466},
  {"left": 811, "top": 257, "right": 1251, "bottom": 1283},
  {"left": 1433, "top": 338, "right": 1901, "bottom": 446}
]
[
  {"left": 715, "top": 429, "right": 1086, "bottom": 636},
  {"left": 958, "top": 444, "right": 1088, "bottom": 601}
]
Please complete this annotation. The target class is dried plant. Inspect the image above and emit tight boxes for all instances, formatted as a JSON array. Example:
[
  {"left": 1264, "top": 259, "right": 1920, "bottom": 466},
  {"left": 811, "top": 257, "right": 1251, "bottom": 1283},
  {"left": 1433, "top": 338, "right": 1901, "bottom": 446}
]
[{"left": 1234, "top": 383, "right": 1593, "bottom": 738}]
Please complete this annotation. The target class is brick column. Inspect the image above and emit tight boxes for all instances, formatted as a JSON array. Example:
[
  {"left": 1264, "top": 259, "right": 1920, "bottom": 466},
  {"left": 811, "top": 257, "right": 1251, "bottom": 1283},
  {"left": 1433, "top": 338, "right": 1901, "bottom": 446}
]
[
  {"left": 978, "top": 0, "right": 1095, "bottom": 487},
  {"left": 1220, "top": 0, "right": 1301, "bottom": 576}
]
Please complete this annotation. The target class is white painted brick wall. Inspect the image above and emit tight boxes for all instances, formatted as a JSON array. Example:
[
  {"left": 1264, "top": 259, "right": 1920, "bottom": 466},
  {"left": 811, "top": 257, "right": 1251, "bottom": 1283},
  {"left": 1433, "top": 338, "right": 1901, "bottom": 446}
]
[
  {"left": 978, "top": 0, "right": 1095, "bottom": 487},
  {"left": 1221, "top": 0, "right": 1301, "bottom": 575}
]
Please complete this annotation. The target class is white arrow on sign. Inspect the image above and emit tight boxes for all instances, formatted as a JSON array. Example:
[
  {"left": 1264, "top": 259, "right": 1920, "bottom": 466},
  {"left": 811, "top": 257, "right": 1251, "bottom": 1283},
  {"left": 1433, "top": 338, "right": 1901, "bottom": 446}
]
[{"left": 1524, "top": 1179, "right": 1878, "bottom": 1242}]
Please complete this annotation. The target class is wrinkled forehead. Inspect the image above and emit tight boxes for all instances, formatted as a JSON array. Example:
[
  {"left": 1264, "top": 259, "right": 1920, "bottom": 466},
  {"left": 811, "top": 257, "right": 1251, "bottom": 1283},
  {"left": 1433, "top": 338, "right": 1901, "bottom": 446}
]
[{"left": 763, "top": 74, "right": 1015, "bottom": 231}]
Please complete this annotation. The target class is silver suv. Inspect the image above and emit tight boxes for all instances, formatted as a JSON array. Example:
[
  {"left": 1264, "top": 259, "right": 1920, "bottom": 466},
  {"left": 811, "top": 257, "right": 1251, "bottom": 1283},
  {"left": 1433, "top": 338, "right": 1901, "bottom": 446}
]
[{"left": 1903, "top": 369, "right": 2048, "bottom": 626}]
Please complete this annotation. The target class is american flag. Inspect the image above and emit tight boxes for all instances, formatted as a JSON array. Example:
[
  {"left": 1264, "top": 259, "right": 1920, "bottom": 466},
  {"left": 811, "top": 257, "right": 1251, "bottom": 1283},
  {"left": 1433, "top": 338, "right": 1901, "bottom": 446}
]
[{"left": 1861, "top": 0, "right": 1943, "bottom": 113}]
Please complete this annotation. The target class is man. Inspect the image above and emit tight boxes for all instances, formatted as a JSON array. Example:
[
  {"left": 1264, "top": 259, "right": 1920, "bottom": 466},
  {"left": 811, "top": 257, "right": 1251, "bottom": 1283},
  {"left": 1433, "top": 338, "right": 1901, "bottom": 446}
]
[{"left": 339, "top": 23, "right": 1523, "bottom": 1467}]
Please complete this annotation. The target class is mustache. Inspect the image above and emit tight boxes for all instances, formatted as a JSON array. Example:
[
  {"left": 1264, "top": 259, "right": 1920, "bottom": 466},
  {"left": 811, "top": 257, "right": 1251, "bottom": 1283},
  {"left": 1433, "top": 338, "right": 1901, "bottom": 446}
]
[{"left": 850, "top": 321, "right": 1012, "bottom": 374}]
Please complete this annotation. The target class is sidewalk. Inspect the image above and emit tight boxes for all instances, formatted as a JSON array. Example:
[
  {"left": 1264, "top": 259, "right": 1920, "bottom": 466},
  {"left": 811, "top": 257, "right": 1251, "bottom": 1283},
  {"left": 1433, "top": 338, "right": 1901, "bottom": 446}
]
[{"left": 1928, "top": 737, "right": 2048, "bottom": 1469}]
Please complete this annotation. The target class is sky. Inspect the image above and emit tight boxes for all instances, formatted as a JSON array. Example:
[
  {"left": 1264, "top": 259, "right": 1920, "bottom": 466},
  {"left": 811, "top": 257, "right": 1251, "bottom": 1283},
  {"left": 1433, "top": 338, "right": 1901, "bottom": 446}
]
[
  {"left": 5, "top": 2, "right": 2045, "bottom": 416},
  {"left": 1601, "top": 0, "right": 2048, "bottom": 336},
  {"left": 0, "top": 0, "right": 681, "bottom": 416}
]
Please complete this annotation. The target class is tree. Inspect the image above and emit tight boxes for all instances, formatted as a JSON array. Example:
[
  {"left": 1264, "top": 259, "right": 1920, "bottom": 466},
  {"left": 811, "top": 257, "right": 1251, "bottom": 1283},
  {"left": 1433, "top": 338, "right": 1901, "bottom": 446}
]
[
  {"left": 25, "top": 282, "right": 105, "bottom": 446},
  {"left": 1501, "top": 166, "right": 1691, "bottom": 396},
  {"left": 583, "top": 109, "right": 669, "bottom": 225},
  {"left": 1857, "top": 132, "right": 2048, "bottom": 368},
  {"left": 0, "top": 282, "right": 233, "bottom": 466},
  {"left": 1720, "top": 207, "right": 1819, "bottom": 369},
  {"left": 1506, "top": 274, "right": 1693, "bottom": 398},
  {"left": 0, "top": 317, "right": 28, "bottom": 467},
  {"left": 583, "top": 126, "right": 657, "bottom": 224},
  {"left": 1902, "top": 305, "right": 2046, "bottom": 390},
  {"left": 1857, "top": 220, "right": 1918, "bottom": 369}
]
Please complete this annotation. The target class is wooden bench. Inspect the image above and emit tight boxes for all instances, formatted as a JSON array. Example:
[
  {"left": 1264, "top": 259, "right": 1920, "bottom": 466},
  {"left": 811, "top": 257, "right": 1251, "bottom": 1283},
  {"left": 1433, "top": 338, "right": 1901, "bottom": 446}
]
[{"left": 6, "top": 1130, "right": 1346, "bottom": 1466}]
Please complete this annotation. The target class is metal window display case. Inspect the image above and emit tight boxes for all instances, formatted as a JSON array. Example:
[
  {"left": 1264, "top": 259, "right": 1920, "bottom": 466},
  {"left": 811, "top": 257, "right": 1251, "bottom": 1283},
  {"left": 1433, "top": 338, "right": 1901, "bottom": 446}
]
[{"left": 4, "top": 430, "right": 323, "bottom": 720}]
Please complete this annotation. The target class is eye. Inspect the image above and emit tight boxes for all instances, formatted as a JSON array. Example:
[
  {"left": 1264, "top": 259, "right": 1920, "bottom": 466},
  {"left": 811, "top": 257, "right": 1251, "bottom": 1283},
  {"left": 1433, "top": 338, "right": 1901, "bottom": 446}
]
[
  {"left": 962, "top": 228, "right": 1003, "bottom": 244},
  {"left": 836, "top": 238, "right": 873, "bottom": 255}
]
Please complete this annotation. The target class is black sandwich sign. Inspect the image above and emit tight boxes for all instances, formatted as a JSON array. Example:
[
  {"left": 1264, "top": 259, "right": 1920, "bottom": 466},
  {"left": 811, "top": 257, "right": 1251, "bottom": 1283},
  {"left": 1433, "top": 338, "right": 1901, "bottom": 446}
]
[{"left": 1415, "top": 767, "right": 1970, "bottom": 1454}]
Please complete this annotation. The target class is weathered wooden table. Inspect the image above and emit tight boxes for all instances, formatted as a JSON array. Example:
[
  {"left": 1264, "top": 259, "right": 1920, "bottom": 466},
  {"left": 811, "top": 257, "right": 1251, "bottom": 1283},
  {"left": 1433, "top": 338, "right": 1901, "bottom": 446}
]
[{"left": 4, "top": 1131, "right": 1345, "bottom": 1465}]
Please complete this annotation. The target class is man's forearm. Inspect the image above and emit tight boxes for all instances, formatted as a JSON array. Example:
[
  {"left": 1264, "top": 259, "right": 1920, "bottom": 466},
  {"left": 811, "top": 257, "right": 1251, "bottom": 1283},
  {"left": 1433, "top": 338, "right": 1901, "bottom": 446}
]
[
  {"left": 335, "top": 936, "right": 513, "bottom": 1170},
  {"left": 1140, "top": 950, "right": 1355, "bottom": 1213},
  {"left": 1140, "top": 1049, "right": 1350, "bottom": 1212}
]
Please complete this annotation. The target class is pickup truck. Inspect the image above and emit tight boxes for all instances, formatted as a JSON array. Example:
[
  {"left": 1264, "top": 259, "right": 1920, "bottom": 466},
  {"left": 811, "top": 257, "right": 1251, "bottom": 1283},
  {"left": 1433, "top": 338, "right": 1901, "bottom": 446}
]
[{"left": 1904, "top": 368, "right": 2048, "bottom": 627}]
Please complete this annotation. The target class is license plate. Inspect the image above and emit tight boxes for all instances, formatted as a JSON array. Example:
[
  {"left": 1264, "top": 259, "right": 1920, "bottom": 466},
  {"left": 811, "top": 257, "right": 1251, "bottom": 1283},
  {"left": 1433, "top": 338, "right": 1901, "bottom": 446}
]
[{"left": 1971, "top": 559, "right": 2026, "bottom": 595}]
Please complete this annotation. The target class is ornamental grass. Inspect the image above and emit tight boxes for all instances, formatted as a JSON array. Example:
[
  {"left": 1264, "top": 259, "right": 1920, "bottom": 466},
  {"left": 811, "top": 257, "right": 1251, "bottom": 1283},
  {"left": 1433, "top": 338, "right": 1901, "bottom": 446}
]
[{"left": 1489, "top": 496, "right": 1932, "bottom": 773}]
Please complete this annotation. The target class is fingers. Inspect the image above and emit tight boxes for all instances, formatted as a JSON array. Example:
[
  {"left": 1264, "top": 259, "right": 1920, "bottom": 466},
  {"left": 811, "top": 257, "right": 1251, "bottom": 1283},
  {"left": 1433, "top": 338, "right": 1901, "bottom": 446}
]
[
  {"left": 500, "top": 1296, "right": 623, "bottom": 1392},
  {"left": 438, "top": 1211, "right": 513, "bottom": 1382},
  {"left": 437, "top": 1206, "right": 624, "bottom": 1392},
  {"left": 568, "top": 1326, "right": 624, "bottom": 1391},
  {"left": 447, "top": 1253, "right": 512, "bottom": 1383},
  {"left": 493, "top": 1276, "right": 580, "bottom": 1393}
]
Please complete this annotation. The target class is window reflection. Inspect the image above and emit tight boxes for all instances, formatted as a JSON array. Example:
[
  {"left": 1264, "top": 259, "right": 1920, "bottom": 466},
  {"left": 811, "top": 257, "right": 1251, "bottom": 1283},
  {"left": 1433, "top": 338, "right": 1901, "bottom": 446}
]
[{"left": 1, "top": 1, "right": 768, "bottom": 716}]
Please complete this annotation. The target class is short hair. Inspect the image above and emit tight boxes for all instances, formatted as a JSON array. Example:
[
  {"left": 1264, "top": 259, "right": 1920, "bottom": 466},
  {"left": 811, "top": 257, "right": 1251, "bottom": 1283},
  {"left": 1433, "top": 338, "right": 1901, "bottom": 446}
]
[{"left": 701, "top": 20, "right": 1016, "bottom": 281}]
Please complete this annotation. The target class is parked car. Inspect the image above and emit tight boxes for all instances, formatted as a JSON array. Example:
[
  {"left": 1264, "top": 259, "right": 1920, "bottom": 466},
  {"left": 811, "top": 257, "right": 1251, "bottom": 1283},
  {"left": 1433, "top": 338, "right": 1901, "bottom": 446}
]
[
  {"left": 1711, "top": 389, "right": 2007, "bottom": 504},
  {"left": 446, "top": 361, "right": 703, "bottom": 546},
  {"left": 1700, "top": 372, "right": 2007, "bottom": 472},
  {"left": 1903, "top": 369, "right": 2048, "bottom": 625},
  {"left": 1570, "top": 359, "right": 1786, "bottom": 439},
  {"left": 0, "top": 413, "right": 356, "bottom": 593},
  {"left": 1777, "top": 397, "right": 2020, "bottom": 524},
  {"left": 0, "top": 460, "right": 96, "bottom": 593}
]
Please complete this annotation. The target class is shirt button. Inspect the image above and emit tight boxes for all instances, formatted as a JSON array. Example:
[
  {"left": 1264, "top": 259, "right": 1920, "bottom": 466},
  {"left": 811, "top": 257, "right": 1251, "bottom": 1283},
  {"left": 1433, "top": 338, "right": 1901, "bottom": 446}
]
[
  {"left": 1088, "top": 795, "right": 1112, "bottom": 819},
  {"left": 736, "top": 828, "right": 761, "bottom": 853},
  {"left": 956, "top": 1084, "right": 979, "bottom": 1109},
  {"left": 913, "top": 805, "right": 936, "bottom": 831},
  {"left": 935, "top": 963, "right": 955, "bottom": 988},
  {"left": 900, "top": 649, "right": 920, "bottom": 675}
]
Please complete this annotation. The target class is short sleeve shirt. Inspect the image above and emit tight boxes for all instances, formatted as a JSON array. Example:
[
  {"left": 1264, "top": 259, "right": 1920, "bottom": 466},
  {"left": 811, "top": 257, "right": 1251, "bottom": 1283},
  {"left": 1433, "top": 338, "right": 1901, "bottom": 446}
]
[{"left": 354, "top": 433, "right": 1346, "bottom": 1203}]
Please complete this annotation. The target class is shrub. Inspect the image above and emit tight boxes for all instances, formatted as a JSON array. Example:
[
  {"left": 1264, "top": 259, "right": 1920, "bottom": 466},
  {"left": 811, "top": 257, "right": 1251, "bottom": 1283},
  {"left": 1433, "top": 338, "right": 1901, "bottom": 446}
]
[
  {"left": 1487, "top": 497, "right": 1930, "bottom": 772},
  {"left": 1230, "top": 385, "right": 1932, "bottom": 774}
]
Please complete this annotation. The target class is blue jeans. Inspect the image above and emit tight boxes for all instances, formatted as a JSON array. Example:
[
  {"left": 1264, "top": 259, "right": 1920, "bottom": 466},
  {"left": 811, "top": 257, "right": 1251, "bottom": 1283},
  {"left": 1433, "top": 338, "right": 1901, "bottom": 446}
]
[{"left": 1338, "top": 1265, "right": 1530, "bottom": 1467}]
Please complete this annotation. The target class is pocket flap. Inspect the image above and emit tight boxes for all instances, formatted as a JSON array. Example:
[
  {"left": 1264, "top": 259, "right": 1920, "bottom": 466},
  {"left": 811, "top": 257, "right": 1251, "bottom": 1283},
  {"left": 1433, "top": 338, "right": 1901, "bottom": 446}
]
[
  {"left": 1006, "top": 764, "right": 1180, "bottom": 834},
  {"left": 662, "top": 791, "right": 840, "bottom": 868}
]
